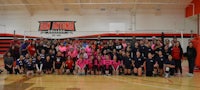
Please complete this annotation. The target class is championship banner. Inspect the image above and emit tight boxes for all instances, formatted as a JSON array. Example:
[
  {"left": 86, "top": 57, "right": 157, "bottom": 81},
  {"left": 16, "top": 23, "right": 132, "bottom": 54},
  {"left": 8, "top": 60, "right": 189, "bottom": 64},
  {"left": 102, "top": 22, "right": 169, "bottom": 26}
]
[{"left": 39, "top": 21, "right": 76, "bottom": 32}]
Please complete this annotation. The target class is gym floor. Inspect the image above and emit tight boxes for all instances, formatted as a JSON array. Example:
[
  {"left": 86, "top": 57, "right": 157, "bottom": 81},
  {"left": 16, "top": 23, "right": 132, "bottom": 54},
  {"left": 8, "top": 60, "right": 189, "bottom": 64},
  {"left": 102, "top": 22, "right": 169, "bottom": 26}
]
[{"left": 0, "top": 58, "right": 199, "bottom": 90}]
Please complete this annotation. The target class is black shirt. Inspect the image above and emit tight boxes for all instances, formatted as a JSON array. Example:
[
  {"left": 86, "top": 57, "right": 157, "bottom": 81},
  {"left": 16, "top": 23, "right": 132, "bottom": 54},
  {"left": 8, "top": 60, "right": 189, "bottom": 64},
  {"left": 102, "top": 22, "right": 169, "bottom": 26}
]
[
  {"left": 134, "top": 56, "right": 144, "bottom": 68},
  {"left": 123, "top": 56, "right": 132, "bottom": 66},
  {"left": 146, "top": 58, "right": 156, "bottom": 71}
]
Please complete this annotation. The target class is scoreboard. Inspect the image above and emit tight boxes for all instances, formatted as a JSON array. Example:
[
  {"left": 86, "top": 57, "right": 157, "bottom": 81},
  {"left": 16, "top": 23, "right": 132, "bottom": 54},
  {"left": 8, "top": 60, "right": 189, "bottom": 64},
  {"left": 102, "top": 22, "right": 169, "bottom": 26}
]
[{"left": 39, "top": 21, "right": 76, "bottom": 31}]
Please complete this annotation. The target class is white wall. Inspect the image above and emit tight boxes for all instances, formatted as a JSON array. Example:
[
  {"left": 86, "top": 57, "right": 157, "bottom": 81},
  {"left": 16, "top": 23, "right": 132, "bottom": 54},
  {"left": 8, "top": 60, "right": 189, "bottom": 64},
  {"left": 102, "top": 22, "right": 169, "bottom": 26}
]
[
  {"left": 0, "top": 8, "right": 196, "bottom": 52},
  {"left": 0, "top": 8, "right": 195, "bottom": 38}
]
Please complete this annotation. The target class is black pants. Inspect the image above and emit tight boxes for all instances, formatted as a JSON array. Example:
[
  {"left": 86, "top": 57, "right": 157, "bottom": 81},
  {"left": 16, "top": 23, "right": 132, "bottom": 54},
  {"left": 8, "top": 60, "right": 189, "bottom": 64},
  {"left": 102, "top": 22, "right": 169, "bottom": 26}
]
[
  {"left": 174, "top": 60, "right": 182, "bottom": 74},
  {"left": 188, "top": 58, "right": 195, "bottom": 74},
  {"left": 15, "top": 69, "right": 19, "bottom": 74},
  {"left": 5, "top": 66, "right": 13, "bottom": 74},
  {"left": 169, "top": 68, "right": 175, "bottom": 75},
  {"left": 146, "top": 71, "right": 153, "bottom": 76},
  {"left": 103, "top": 65, "right": 112, "bottom": 75}
]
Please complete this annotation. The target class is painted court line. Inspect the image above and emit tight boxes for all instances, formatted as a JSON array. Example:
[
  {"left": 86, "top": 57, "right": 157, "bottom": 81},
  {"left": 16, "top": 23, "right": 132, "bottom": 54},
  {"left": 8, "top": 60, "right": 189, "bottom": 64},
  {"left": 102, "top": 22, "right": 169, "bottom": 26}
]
[{"left": 104, "top": 76, "right": 178, "bottom": 90}]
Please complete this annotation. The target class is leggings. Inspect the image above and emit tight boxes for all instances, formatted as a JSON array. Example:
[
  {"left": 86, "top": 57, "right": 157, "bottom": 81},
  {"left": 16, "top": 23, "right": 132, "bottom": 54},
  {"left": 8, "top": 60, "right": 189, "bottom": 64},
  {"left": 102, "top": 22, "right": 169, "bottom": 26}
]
[{"left": 174, "top": 60, "right": 182, "bottom": 74}]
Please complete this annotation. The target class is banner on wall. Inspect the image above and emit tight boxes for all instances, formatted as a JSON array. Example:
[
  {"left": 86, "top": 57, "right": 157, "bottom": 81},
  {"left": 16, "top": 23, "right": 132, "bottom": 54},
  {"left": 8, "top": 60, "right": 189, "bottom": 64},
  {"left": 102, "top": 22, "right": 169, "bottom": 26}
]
[
  {"left": 39, "top": 21, "right": 76, "bottom": 33},
  {"left": 185, "top": 5, "right": 194, "bottom": 18},
  {"left": 185, "top": 0, "right": 200, "bottom": 18}
]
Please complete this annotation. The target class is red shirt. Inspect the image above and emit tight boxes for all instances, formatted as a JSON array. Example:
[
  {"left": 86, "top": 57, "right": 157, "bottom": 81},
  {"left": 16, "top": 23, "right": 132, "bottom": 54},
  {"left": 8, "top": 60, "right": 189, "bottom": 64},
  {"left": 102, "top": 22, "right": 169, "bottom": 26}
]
[
  {"left": 65, "top": 60, "right": 74, "bottom": 69},
  {"left": 28, "top": 45, "right": 36, "bottom": 56},
  {"left": 172, "top": 46, "right": 181, "bottom": 60}
]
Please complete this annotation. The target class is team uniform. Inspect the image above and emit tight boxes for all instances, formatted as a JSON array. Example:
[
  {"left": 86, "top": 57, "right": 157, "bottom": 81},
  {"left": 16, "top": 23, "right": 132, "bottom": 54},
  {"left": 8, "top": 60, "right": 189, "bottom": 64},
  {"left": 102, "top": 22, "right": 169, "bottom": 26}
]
[
  {"left": 36, "top": 59, "right": 43, "bottom": 72},
  {"left": 76, "top": 59, "right": 87, "bottom": 69},
  {"left": 54, "top": 56, "right": 64, "bottom": 69},
  {"left": 112, "top": 60, "right": 121, "bottom": 71},
  {"left": 165, "top": 59, "right": 175, "bottom": 76},
  {"left": 139, "top": 45, "right": 147, "bottom": 58},
  {"left": 123, "top": 56, "right": 132, "bottom": 69},
  {"left": 156, "top": 56, "right": 166, "bottom": 69},
  {"left": 93, "top": 59, "right": 102, "bottom": 73},
  {"left": 102, "top": 60, "right": 113, "bottom": 74},
  {"left": 134, "top": 56, "right": 145, "bottom": 69},
  {"left": 86, "top": 59, "right": 93, "bottom": 74},
  {"left": 26, "top": 60, "right": 34, "bottom": 76},
  {"left": 146, "top": 58, "right": 156, "bottom": 76},
  {"left": 115, "top": 44, "right": 123, "bottom": 52},
  {"left": 44, "top": 60, "right": 53, "bottom": 72},
  {"left": 16, "top": 59, "right": 25, "bottom": 74}
]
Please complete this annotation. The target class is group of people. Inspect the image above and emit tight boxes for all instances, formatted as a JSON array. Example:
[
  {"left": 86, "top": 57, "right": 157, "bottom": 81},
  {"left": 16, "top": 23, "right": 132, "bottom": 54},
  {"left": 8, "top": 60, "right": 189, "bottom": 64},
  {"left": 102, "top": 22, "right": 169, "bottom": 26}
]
[{"left": 3, "top": 36, "right": 197, "bottom": 78}]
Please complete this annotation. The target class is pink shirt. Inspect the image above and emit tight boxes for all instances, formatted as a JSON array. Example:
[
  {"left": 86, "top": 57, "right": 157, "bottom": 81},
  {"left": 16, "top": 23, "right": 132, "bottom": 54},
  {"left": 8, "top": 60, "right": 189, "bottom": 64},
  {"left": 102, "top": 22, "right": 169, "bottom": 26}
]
[
  {"left": 86, "top": 59, "right": 93, "bottom": 69},
  {"left": 94, "top": 59, "right": 102, "bottom": 68},
  {"left": 85, "top": 46, "right": 92, "bottom": 56},
  {"left": 103, "top": 60, "right": 113, "bottom": 69},
  {"left": 58, "top": 46, "right": 67, "bottom": 52},
  {"left": 76, "top": 59, "right": 86, "bottom": 69},
  {"left": 68, "top": 50, "right": 78, "bottom": 58},
  {"left": 112, "top": 60, "right": 121, "bottom": 70},
  {"left": 101, "top": 55, "right": 106, "bottom": 60}
]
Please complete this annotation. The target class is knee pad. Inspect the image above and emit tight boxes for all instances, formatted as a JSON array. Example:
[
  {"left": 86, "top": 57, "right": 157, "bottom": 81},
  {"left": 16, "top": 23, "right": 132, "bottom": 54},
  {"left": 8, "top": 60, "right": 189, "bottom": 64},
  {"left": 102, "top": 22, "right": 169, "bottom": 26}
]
[{"left": 165, "top": 67, "right": 170, "bottom": 72}]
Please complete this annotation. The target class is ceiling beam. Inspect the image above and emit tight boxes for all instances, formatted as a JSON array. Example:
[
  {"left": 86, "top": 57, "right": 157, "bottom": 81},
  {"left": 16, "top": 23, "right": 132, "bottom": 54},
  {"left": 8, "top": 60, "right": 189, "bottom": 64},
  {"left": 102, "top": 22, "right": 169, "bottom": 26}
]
[
  {"left": 0, "top": 2, "right": 189, "bottom": 6},
  {"left": 20, "top": 0, "right": 33, "bottom": 16}
]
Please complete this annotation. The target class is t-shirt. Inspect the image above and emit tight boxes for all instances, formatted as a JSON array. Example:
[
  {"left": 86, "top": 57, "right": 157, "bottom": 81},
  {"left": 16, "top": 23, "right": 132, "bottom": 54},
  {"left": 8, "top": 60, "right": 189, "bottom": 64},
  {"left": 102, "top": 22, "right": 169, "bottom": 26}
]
[
  {"left": 165, "top": 59, "right": 175, "bottom": 65},
  {"left": 112, "top": 60, "right": 121, "bottom": 70},
  {"left": 26, "top": 61, "right": 34, "bottom": 70},
  {"left": 36, "top": 60, "right": 43, "bottom": 68},
  {"left": 102, "top": 60, "right": 113, "bottom": 69},
  {"left": 146, "top": 58, "right": 156, "bottom": 71},
  {"left": 86, "top": 59, "right": 93, "bottom": 69},
  {"left": 65, "top": 60, "right": 74, "bottom": 69},
  {"left": 55, "top": 56, "right": 64, "bottom": 68},
  {"left": 28, "top": 45, "right": 36, "bottom": 56},
  {"left": 44, "top": 60, "right": 53, "bottom": 69},
  {"left": 156, "top": 56, "right": 166, "bottom": 66},
  {"left": 134, "top": 56, "right": 145, "bottom": 68},
  {"left": 76, "top": 59, "right": 86, "bottom": 69},
  {"left": 123, "top": 56, "right": 132, "bottom": 66},
  {"left": 115, "top": 44, "right": 123, "bottom": 51},
  {"left": 16, "top": 59, "right": 24, "bottom": 67}
]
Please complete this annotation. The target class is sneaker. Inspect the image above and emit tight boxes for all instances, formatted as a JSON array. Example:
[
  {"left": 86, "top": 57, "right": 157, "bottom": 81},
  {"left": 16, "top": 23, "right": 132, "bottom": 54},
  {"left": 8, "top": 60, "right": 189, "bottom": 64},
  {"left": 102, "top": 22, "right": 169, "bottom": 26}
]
[
  {"left": 165, "top": 73, "right": 169, "bottom": 78},
  {"left": 187, "top": 73, "right": 194, "bottom": 77}
]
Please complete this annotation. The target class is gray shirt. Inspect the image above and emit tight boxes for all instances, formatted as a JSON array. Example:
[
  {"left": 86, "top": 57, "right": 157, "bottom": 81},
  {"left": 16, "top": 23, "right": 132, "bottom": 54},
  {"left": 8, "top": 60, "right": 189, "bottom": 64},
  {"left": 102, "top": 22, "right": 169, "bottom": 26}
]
[{"left": 4, "top": 57, "right": 14, "bottom": 65}]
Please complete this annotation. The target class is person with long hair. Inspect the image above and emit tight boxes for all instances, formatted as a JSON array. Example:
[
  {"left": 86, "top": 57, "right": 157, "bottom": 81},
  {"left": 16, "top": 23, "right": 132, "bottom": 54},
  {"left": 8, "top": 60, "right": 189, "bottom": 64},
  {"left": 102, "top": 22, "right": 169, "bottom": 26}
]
[
  {"left": 54, "top": 51, "right": 65, "bottom": 75},
  {"left": 28, "top": 41, "right": 36, "bottom": 57},
  {"left": 171, "top": 41, "right": 183, "bottom": 75},
  {"left": 112, "top": 55, "right": 121, "bottom": 75}
]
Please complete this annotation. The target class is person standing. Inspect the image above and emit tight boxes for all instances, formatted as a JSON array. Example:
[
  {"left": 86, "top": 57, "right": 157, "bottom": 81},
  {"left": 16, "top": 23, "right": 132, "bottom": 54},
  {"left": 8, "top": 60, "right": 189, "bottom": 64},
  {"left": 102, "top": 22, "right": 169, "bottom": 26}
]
[
  {"left": 171, "top": 41, "right": 183, "bottom": 75},
  {"left": 186, "top": 42, "right": 197, "bottom": 77}
]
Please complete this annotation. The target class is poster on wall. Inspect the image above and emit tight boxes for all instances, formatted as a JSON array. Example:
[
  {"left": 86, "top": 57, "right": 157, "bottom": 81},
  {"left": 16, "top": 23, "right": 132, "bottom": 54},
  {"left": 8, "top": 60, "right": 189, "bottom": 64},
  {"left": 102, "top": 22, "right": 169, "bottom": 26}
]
[
  {"left": 51, "top": 21, "right": 75, "bottom": 31},
  {"left": 39, "top": 21, "right": 76, "bottom": 33},
  {"left": 39, "top": 21, "right": 51, "bottom": 31}
]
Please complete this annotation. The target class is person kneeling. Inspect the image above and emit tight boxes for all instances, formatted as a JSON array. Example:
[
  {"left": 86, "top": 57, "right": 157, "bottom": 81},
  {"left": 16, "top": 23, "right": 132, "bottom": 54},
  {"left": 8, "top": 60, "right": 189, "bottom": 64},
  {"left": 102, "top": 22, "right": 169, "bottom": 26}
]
[
  {"left": 36, "top": 56, "right": 43, "bottom": 75},
  {"left": 26, "top": 58, "right": 34, "bottom": 78},
  {"left": 76, "top": 54, "right": 86, "bottom": 75},
  {"left": 133, "top": 51, "right": 145, "bottom": 76},
  {"left": 164, "top": 55, "right": 175, "bottom": 78}
]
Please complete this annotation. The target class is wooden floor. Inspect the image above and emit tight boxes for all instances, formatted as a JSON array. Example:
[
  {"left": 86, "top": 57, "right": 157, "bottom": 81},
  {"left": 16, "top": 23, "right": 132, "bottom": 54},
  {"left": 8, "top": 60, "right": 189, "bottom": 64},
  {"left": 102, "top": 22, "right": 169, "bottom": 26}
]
[{"left": 0, "top": 59, "right": 200, "bottom": 90}]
